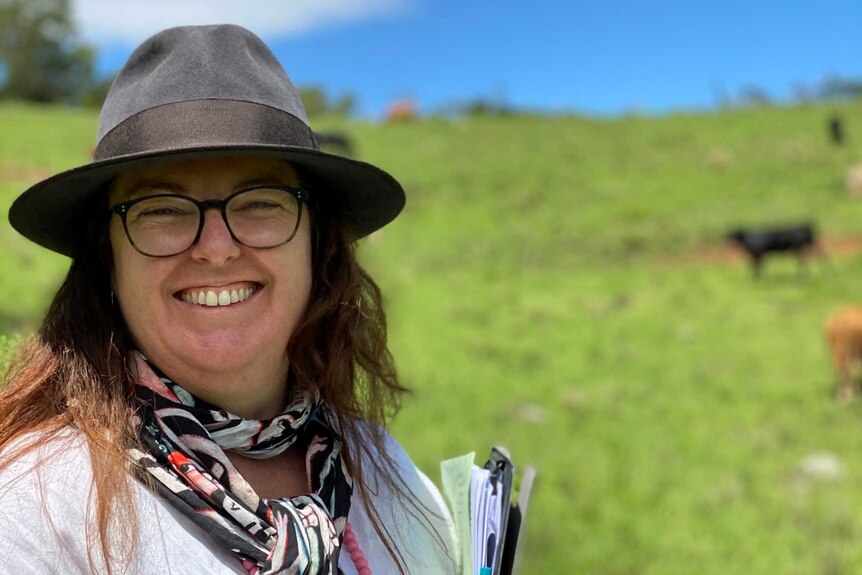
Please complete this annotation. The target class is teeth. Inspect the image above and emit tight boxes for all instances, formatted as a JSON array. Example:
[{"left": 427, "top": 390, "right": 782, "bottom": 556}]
[{"left": 181, "top": 286, "right": 256, "bottom": 307}]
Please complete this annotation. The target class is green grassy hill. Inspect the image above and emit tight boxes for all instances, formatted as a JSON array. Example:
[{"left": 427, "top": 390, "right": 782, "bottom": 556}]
[{"left": 4, "top": 100, "right": 862, "bottom": 573}]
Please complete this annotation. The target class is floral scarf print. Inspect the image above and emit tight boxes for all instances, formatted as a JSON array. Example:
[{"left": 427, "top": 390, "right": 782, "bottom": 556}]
[{"left": 127, "top": 352, "right": 353, "bottom": 574}]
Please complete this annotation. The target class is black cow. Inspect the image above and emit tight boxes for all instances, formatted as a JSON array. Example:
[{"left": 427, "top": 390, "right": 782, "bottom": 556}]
[
  {"left": 313, "top": 131, "right": 353, "bottom": 156},
  {"left": 829, "top": 114, "right": 845, "bottom": 146},
  {"left": 726, "top": 223, "right": 822, "bottom": 278}
]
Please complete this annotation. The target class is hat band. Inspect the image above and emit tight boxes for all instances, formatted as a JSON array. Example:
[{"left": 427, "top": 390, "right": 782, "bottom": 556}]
[{"left": 94, "top": 99, "right": 317, "bottom": 161}]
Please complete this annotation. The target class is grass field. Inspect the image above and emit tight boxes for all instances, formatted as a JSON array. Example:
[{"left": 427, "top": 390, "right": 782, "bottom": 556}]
[{"left": 4, "top": 100, "right": 862, "bottom": 573}]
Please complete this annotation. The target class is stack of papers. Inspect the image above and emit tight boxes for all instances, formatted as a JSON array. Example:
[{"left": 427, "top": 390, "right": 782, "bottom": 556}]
[{"left": 440, "top": 446, "right": 535, "bottom": 575}]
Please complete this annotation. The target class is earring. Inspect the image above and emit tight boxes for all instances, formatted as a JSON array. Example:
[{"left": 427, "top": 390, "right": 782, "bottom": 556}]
[{"left": 111, "top": 291, "right": 115, "bottom": 306}]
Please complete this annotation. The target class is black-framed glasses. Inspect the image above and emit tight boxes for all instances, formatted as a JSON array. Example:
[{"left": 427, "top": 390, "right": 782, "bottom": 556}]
[{"left": 109, "top": 185, "right": 308, "bottom": 257}]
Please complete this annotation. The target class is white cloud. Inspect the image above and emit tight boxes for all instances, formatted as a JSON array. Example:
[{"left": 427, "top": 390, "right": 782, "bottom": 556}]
[{"left": 72, "top": 0, "right": 411, "bottom": 44}]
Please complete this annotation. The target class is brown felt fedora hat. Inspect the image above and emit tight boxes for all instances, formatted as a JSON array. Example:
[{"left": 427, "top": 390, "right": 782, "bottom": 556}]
[{"left": 9, "top": 24, "right": 405, "bottom": 257}]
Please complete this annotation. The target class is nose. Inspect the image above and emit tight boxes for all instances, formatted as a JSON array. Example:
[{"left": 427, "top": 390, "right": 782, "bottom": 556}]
[{"left": 189, "top": 208, "right": 241, "bottom": 266}]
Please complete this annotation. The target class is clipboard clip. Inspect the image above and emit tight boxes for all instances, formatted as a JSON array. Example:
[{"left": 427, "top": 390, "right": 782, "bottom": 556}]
[
  {"left": 489, "top": 445, "right": 513, "bottom": 468},
  {"left": 484, "top": 445, "right": 514, "bottom": 494}
]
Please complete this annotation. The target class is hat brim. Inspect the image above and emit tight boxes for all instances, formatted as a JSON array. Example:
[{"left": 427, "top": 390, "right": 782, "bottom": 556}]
[{"left": 9, "top": 144, "right": 405, "bottom": 258}]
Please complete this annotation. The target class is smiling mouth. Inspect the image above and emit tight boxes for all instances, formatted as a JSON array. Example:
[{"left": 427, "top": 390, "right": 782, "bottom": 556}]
[{"left": 174, "top": 283, "right": 262, "bottom": 307}]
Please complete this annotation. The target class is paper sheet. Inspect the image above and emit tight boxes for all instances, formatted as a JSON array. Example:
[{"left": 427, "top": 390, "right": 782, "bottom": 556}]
[
  {"left": 471, "top": 466, "right": 503, "bottom": 574},
  {"left": 442, "top": 448, "right": 528, "bottom": 575},
  {"left": 441, "top": 452, "right": 475, "bottom": 575}
]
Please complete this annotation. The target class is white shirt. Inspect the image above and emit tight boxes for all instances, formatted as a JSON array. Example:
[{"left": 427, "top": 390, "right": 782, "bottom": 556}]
[{"left": 0, "top": 430, "right": 457, "bottom": 574}]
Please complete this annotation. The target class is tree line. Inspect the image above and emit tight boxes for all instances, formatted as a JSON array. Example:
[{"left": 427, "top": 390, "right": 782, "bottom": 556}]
[
  {"left": 0, "top": 0, "right": 356, "bottom": 115},
  {"left": 1, "top": 0, "right": 860, "bottom": 114},
  {"left": 0, "top": 0, "right": 105, "bottom": 105}
]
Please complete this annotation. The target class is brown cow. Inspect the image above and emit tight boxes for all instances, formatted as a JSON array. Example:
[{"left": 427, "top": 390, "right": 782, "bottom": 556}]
[
  {"left": 825, "top": 306, "right": 862, "bottom": 402},
  {"left": 384, "top": 99, "right": 418, "bottom": 123}
]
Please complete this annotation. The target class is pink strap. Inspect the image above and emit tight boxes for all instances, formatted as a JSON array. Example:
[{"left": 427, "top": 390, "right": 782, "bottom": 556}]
[{"left": 343, "top": 521, "right": 372, "bottom": 575}]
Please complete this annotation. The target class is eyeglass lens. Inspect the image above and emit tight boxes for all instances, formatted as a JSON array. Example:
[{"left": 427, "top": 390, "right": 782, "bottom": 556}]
[{"left": 123, "top": 188, "right": 301, "bottom": 256}]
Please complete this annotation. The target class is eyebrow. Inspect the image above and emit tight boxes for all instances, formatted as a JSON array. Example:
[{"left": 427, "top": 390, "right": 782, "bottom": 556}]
[
  {"left": 237, "top": 176, "right": 292, "bottom": 188},
  {"left": 122, "top": 180, "right": 183, "bottom": 200},
  {"left": 118, "top": 174, "right": 294, "bottom": 200}
]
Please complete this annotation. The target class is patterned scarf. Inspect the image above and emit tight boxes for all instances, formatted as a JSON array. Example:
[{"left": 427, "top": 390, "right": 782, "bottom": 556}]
[{"left": 127, "top": 352, "right": 353, "bottom": 574}]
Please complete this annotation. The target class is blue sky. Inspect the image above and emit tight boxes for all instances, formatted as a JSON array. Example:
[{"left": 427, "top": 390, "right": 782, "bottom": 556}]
[{"left": 76, "top": 0, "right": 862, "bottom": 119}]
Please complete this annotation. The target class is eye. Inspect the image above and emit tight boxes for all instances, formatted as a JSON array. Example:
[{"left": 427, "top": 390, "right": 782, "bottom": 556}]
[
  {"left": 230, "top": 188, "right": 296, "bottom": 214},
  {"left": 139, "top": 206, "right": 189, "bottom": 217},
  {"left": 127, "top": 196, "right": 197, "bottom": 223},
  {"left": 236, "top": 200, "right": 282, "bottom": 211}
]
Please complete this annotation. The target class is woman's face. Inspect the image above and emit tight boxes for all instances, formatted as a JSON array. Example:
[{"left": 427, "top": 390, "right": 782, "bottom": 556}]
[{"left": 108, "top": 156, "right": 313, "bottom": 413}]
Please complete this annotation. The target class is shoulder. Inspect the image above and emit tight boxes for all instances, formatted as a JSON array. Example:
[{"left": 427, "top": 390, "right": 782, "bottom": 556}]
[
  {"left": 343, "top": 424, "right": 458, "bottom": 575},
  {"left": 0, "top": 429, "right": 245, "bottom": 575},
  {"left": 0, "top": 428, "right": 94, "bottom": 506},
  {"left": 0, "top": 429, "right": 98, "bottom": 573}
]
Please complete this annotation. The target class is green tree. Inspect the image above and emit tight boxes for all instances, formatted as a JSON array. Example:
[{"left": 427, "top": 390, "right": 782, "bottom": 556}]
[
  {"left": 80, "top": 73, "right": 114, "bottom": 108},
  {"left": 296, "top": 85, "right": 356, "bottom": 118},
  {"left": 738, "top": 85, "right": 772, "bottom": 107},
  {"left": 819, "top": 76, "right": 862, "bottom": 101},
  {"left": 331, "top": 93, "right": 356, "bottom": 117},
  {"left": 0, "top": 0, "right": 96, "bottom": 103},
  {"left": 297, "top": 86, "right": 327, "bottom": 117}
]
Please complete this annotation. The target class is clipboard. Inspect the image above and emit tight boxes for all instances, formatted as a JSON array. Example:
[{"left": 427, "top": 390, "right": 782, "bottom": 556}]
[
  {"left": 483, "top": 447, "right": 514, "bottom": 574},
  {"left": 498, "top": 461, "right": 535, "bottom": 575},
  {"left": 442, "top": 446, "right": 536, "bottom": 575}
]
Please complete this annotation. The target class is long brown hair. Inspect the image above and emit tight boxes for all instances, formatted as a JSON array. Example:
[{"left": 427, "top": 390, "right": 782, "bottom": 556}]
[{"left": 0, "top": 172, "right": 428, "bottom": 573}]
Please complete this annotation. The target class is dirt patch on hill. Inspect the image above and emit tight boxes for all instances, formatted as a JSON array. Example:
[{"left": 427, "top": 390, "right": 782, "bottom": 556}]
[
  {"left": 668, "top": 235, "right": 862, "bottom": 267},
  {"left": 0, "top": 162, "right": 53, "bottom": 185}
]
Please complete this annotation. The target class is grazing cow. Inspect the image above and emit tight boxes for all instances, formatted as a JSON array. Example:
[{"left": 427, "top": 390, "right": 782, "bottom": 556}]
[
  {"left": 726, "top": 223, "right": 821, "bottom": 278},
  {"left": 825, "top": 306, "right": 862, "bottom": 402},
  {"left": 313, "top": 131, "right": 353, "bottom": 156},
  {"left": 829, "top": 114, "right": 845, "bottom": 146},
  {"left": 385, "top": 99, "right": 418, "bottom": 123}
]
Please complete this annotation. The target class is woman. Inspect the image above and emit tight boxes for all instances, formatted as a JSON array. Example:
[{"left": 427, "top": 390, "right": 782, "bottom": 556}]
[{"left": 0, "top": 24, "right": 456, "bottom": 574}]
